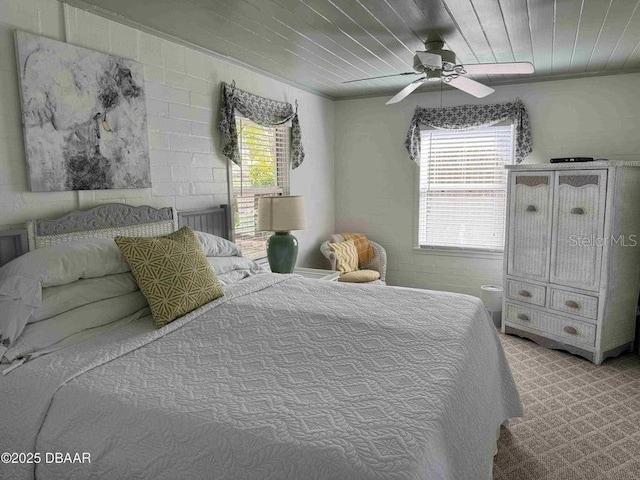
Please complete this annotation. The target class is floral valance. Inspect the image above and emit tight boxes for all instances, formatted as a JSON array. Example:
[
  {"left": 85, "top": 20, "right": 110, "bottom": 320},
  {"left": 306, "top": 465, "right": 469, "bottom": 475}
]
[
  {"left": 219, "top": 81, "right": 304, "bottom": 169},
  {"left": 405, "top": 99, "right": 532, "bottom": 164}
]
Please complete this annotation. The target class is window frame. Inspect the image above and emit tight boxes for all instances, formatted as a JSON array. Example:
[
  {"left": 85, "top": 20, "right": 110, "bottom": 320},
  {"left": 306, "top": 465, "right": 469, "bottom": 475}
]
[
  {"left": 413, "top": 121, "right": 516, "bottom": 255},
  {"left": 229, "top": 116, "right": 291, "bottom": 260}
]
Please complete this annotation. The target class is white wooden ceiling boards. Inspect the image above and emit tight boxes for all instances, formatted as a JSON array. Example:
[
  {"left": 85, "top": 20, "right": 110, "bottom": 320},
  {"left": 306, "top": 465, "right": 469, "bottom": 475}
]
[{"left": 70, "top": 0, "right": 640, "bottom": 99}]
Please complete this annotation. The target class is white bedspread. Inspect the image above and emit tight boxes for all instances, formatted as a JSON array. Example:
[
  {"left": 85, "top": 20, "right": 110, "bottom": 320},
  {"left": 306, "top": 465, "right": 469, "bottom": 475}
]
[{"left": 0, "top": 274, "right": 522, "bottom": 480}]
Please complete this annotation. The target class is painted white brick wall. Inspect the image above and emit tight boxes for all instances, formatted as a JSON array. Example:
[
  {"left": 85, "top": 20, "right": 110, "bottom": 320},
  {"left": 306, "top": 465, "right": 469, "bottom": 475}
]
[
  {"left": 0, "top": 0, "right": 335, "bottom": 267},
  {"left": 334, "top": 73, "right": 640, "bottom": 295}
]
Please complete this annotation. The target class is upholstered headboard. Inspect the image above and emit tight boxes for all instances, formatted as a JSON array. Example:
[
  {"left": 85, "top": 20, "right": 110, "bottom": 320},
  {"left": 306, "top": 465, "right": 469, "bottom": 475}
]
[{"left": 0, "top": 203, "right": 231, "bottom": 267}]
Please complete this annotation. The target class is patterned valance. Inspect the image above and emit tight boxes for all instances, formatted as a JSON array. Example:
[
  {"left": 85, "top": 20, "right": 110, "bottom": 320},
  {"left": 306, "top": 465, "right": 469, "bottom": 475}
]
[
  {"left": 219, "top": 81, "right": 305, "bottom": 169},
  {"left": 405, "top": 99, "right": 532, "bottom": 164}
]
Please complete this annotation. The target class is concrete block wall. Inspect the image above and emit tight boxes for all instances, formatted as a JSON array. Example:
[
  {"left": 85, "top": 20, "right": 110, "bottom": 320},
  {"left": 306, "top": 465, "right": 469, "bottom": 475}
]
[{"left": 0, "top": 0, "right": 335, "bottom": 267}]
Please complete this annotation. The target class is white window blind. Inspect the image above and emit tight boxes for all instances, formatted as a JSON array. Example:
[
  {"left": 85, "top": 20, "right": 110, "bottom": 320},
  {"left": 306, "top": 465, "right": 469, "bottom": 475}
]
[
  {"left": 232, "top": 117, "right": 290, "bottom": 259},
  {"left": 418, "top": 125, "right": 515, "bottom": 251}
]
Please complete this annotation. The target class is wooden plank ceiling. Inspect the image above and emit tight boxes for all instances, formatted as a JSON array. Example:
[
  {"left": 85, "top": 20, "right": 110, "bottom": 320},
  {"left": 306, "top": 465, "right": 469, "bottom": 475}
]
[{"left": 74, "top": 0, "right": 640, "bottom": 99}]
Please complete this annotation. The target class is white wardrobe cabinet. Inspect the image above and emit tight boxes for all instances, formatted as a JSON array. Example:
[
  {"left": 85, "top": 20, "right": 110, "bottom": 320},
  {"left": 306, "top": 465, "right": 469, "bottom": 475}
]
[{"left": 502, "top": 162, "right": 640, "bottom": 364}]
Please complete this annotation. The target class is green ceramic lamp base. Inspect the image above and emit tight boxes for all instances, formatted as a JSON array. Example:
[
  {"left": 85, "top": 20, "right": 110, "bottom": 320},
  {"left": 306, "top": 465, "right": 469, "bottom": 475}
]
[{"left": 267, "top": 231, "right": 299, "bottom": 273}]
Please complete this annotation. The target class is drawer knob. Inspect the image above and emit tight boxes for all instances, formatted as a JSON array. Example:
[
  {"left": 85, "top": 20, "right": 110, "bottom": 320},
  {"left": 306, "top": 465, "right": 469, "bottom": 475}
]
[
  {"left": 525, "top": 205, "right": 537, "bottom": 212},
  {"left": 570, "top": 207, "right": 585, "bottom": 215},
  {"left": 565, "top": 300, "right": 580, "bottom": 309},
  {"left": 518, "top": 289, "right": 532, "bottom": 298},
  {"left": 563, "top": 326, "right": 578, "bottom": 335},
  {"left": 517, "top": 313, "right": 530, "bottom": 321}
]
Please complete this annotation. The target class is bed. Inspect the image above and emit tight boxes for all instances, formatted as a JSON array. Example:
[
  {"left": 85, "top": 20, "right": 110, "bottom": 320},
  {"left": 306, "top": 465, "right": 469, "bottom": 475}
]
[{"left": 0, "top": 203, "right": 522, "bottom": 480}]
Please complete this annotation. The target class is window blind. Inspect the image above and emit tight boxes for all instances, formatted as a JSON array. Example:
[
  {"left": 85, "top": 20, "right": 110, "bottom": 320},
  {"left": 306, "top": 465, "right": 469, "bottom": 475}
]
[
  {"left": 232, "top": 117, "right": 290, "bottom": 259},
  {"left": 418, "top": 125, "right": 515, "bottom": 251}
]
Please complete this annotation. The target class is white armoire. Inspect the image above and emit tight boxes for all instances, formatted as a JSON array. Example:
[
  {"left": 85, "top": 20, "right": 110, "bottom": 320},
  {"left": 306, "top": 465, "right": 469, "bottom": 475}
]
[{"left": 502, "top": 161, "right": 640, "bottom": 364}]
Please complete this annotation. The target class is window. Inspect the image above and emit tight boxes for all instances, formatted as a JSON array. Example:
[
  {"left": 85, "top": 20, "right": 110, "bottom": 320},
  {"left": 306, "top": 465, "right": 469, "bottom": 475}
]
[
  {"left": 418, "top": 124, "right": 515, "bottom": 251},
  {"left": 231, "top": 117, "right": 290, "bottom": 259}
]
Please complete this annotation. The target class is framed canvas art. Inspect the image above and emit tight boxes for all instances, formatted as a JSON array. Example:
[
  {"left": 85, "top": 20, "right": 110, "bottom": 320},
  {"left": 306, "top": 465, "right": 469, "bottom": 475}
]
[{"left": 15, "top": 31, "right": 150, "bottom": 192}]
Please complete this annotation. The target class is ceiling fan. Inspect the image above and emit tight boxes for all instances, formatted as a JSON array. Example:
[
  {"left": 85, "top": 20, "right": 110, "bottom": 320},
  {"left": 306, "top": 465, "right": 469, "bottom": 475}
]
[{"left": 344, "top": 41, "right": 534, "bottom": 105}]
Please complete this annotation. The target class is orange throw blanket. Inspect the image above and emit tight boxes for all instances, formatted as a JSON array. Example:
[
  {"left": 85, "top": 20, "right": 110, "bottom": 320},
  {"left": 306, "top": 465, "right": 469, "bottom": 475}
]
[{"left": 341, "top": 233, "right": 374, "bottom": 265}]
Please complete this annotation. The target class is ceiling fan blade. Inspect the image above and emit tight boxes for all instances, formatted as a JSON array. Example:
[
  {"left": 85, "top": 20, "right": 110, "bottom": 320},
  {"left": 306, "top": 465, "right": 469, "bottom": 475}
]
[
  {"left": 343, "top": 72, "right": 420, "bottom": 84},
  {"left": 386, "top": 78, "right": 427, "bottom": 105},
  {"left": 462, "top": 62, "right": 534, "bottom": 75},
  {"left": 446, "top": 76, "right": 495, "bottom": 98}
]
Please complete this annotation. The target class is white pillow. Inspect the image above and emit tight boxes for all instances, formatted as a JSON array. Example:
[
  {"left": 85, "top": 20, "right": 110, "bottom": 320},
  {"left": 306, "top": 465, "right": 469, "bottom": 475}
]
[
  {"left": 0, "top": 301, "right": 32, "bottom": 358},
  {"left": 0, "top": 238, "right": 129, "bottom": 306},
  {"left": 3, "top": 291, "right": 150, "bottom": 363},
  {"left": 206, "top": 257, "right": 267, "bottom": 284},
  {"left": 0, "top": 238, "right": 130, "bottom": 351},
  {"left": 206, "top": 256, "right": 265, "bottom": 275},
  {"left": 194, "top": 231, "right": 242, "bottom": 257},
  {"left": 33, "top": 273, "right": 139, "bottom": 323}
]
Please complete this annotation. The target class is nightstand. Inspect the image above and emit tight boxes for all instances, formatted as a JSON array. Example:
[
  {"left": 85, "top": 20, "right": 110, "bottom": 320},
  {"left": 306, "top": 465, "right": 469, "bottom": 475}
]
[{"left": 293, "top": 267, "right": 340, "bottom": 281}]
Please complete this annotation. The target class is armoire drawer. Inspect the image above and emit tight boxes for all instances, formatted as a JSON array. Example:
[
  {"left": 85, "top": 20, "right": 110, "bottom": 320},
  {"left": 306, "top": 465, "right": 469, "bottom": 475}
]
[
  {"left": 505, "top": 279, "right": 546, "bottom": 306},
  {"left": 549, "top": 288, "right": 599, "bottom": 320},
  {"left": 504, "top": 302, "right": 596, "bottom": 347}
]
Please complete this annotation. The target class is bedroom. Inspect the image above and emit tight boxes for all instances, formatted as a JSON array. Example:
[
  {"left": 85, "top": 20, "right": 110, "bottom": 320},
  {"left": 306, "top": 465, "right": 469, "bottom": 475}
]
[{"left": 0, "top": 0, "right": 639, "bottom": 479}]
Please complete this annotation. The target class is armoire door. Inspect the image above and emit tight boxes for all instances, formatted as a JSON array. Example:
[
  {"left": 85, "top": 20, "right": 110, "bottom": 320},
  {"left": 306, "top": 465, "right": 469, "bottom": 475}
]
[
  {"left": 550, "top": 170, "right": 607, "bottom": 291},
  {"left": 507, "top": 172, "right": 554, "bottom": 281}
]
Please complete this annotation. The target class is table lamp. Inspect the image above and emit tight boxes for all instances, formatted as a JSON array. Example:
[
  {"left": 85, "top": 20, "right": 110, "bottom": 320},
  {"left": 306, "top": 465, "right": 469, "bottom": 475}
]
[{"left": 257, "top": 195, "right": 306, "bottom": 273}]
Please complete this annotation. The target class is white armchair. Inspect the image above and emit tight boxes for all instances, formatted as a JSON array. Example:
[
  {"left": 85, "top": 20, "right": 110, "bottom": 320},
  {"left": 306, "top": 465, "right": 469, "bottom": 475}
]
[{"left": 320, "top": 238, "right": 387, "bottom": 284}]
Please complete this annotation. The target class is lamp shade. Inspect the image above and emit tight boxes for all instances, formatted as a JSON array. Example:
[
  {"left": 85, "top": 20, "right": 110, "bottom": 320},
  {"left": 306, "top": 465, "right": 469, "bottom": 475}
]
[{"left": 257, "top": 195, "right": 306, "bottom": 232}]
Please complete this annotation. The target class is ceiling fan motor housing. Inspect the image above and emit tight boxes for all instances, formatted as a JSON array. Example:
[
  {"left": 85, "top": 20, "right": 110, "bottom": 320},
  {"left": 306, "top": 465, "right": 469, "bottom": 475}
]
[
  {"left": 414, "top": 41, "right": 457, "bottom": 73},
  {"left": 413, "top": 52, "right": 442, "bottom": 71},
  {"left": 436, "top": 49, "right": 456, "bottom": 67}
]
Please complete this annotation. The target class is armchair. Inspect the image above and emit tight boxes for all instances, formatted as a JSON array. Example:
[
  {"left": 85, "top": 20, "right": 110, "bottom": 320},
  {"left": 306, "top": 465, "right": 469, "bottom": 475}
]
[{"left": 320, "top": 237, "right": 387, "bottom": 284}]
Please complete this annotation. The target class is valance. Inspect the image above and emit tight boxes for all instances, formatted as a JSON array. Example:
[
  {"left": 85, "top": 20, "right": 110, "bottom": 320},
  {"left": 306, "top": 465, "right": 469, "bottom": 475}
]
[
  {"left": 219, "top": 81, "right": 304, "bottom": 169},
  {"left": 405, "top": 99, "right": 532, "bottom": 164}
]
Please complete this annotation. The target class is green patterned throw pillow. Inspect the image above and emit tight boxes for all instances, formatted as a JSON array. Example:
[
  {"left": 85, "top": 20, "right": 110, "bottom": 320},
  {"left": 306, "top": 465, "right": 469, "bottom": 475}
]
[{"left": 115, "top": 226, "right": 224, "bottom": 328}]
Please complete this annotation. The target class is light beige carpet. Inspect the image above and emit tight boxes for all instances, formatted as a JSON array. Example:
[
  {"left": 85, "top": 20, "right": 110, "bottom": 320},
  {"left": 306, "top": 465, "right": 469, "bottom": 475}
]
[{"left": 494, "top": 334, "right": 640, "bottom": 480}]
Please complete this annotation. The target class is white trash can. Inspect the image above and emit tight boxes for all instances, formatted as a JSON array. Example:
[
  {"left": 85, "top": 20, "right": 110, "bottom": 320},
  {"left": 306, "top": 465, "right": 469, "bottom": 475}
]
[{"left": 480, "top": 285, "right": 503, "bottom": 328}]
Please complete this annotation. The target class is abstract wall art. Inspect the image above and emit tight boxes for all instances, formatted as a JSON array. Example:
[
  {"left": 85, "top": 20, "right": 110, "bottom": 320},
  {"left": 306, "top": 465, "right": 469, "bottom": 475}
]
[{"left": 15, "top": 31, "right": 150, "bottom": 192}]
